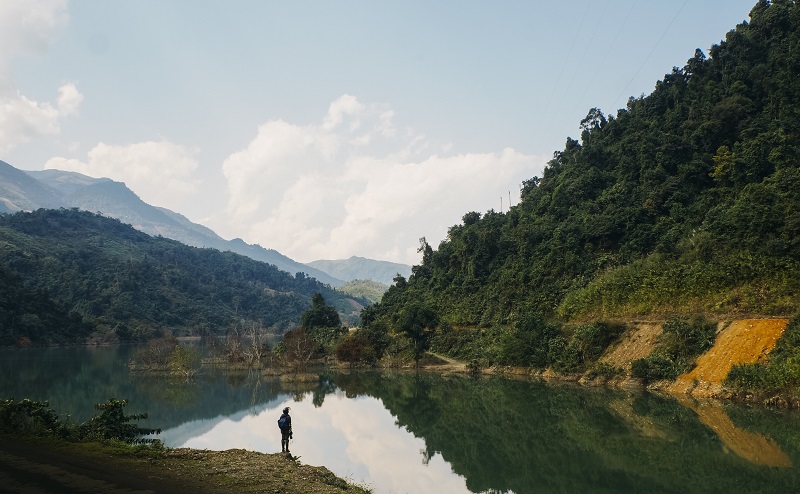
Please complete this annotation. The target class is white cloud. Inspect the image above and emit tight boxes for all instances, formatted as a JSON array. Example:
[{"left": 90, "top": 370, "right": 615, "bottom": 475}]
[
  {"left": 0, "top": 1, "right": 77, "bottom": 154},
  {"left": 45, "top": 140, "right": 200, "bottom": 210},
  {"left": 57, "top": 82, "right": 83, "bottom": 115},
  {"left": 214, "top": 95, "right": 545, "bottom": 264},
  {"left": 0, "top": 0, "right": 68, "bottom": 73}
]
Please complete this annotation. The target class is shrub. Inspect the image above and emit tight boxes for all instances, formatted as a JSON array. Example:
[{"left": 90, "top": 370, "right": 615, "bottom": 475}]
[
  {"left": 169, "top": 345, "right": 201, "bottom": 378},
  {"left": 725, "top": 316, "right": 800, "bottom": 394},
  {"left": 586, "top": 362, "right": 623, "bottom": 380},
  {"left": 632, "top": 315, "right": 716, "bottom": 383},
  {"left": 76, "top": 399, "right": 161, "bottom": 444},
  {"left": 0, "top": 398, "right": 68, "bottom": 438},
  {"left": 336, "top": 334, "right": 377, "bottom": 367}
]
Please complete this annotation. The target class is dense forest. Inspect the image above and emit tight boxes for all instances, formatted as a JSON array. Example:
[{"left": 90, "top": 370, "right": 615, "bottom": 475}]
[
  {"left": 358, "top": 1, "right": 800, "bottom": 365},
  {"left": 0, "top": 208, "right": 363, "bottom": 346}
]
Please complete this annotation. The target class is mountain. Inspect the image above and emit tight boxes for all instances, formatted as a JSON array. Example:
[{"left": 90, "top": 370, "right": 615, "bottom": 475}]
[
  {"left": 0, "top": 162, "right": 343, "bottom": 286},
  {"left": 0, "top": 161, "right": 64, "bottom": 213},
  {"left": 360, "top": 1, "right": 800, "bottom": 360},
  {"left": 0, "top": 208, "right": 362, "bottom": 346},
  {"left": 306, "top": 256, "right": 412, "bottom": 285}
]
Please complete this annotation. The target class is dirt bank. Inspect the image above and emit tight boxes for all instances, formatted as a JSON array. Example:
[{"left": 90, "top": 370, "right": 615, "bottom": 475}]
[
  {"left": 573, "top": 318, "right": 790, "bottom": 400},
  {"left": 473, "top": 318, "right": 792, "bottom": 401},
  {"left": 0, "top": 435, "right": 370, "bottom": 494},
  {"left": 669, "top": 319, "right": 789, "bottom": 397}
]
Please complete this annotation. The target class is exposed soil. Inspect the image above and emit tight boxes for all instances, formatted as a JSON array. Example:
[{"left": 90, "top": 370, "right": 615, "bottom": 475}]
[
  {"left": 669, "top": 318, "right": 789, "bottom": 397},
  {"left": 599, "top": 322, "right": 663, "bottom": 370}
]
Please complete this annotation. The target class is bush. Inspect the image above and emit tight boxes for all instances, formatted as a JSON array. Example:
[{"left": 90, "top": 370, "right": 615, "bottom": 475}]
[
  {"left": 725, "top": 316, "right": 800, "bottom": 394},
  {"left": 336, "top": 333, "right": 377, "bottom": 367},
  {"left": 632, "top": 315, "right": 716, "bottom": 383},
  {"left": 586, "top": 362, "right": 623, "bottom": 380},
  {"left": 0, "top": 398, "right": 161, "bottom": 446},
  {"left": 631, "top": 353, "right": 686, "bottom": 383},
  {"left": 169, "top": 345, "right": 202, "bottom": 378},
  {"left": 76, "top": 399, "right": 161, "bottom": 444},
  {"left": 0, "top": 398, "right": 68, "bottom": 437},
  {"left": 502, "top": 316, "right": 560, "bottom": 368}
]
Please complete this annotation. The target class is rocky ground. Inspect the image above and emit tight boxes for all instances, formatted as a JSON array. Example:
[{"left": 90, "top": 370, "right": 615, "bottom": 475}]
[{"left": 0, "top": 435, "right": 371, "bottom": 494}]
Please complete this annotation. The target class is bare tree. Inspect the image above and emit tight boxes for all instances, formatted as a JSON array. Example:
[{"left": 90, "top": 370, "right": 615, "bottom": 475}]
[
  {"left": 243, "top": 320, "right": 271, "bottom": 367},
  {"left": 281, "top": 328, "right": 318, "bottom": 373}
]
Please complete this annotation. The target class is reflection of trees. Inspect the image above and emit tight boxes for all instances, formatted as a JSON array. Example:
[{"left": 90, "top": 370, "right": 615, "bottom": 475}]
[
  {"left": 312, "top": 371, "right": 338, "bottom": 408},
  {"left": 333, "top": 372, "right": 800, "bottom": 494},
  {"left": 134, "top": 376, "right": 201, "bottom": 409}
]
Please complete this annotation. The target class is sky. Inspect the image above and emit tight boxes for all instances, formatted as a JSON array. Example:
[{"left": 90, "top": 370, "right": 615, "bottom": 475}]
[
  {"left": 161, "top": 394, "right": 475, "bottom": 493},
  {"left": 1, "top": 0, "right": 757, "bottom": 265}
]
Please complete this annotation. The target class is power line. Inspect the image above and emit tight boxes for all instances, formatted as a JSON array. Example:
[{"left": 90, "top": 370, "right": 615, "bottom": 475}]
[
  {"left": 574, "top": 0, "right": 637, "bottom": 113},
  {"left": 612, "top": 0, "right": 689, "bottom": 109}
]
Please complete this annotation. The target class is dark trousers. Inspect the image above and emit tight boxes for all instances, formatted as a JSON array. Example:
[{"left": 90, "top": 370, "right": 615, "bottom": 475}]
[{"left": 281, "top": 430, "right": 291, "bottom": 452}]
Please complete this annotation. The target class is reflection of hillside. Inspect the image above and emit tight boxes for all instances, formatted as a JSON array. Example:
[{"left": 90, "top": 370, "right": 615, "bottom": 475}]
[
  {"left": 678, "top": 398, "right": 792, "bottom": 467},
  {"left": 130, "top": 372, "right": 287, "bottom": 431},
  {"left": 607, "top": 397, "right": 668, "bottom": 440},
  {"left": 157, "top": 402, "right": 276, "bottom": 447},
  {"left": 334, "top": 372, "right": 800, "bottom": 494},
  {"left": 0, "top": 347, "right": 289, "bottom": 430}
]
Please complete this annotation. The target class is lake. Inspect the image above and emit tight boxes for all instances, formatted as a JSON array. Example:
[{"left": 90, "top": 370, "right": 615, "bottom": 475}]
[{"left": 2, "top": 346, "right": 799, "bottom": 493}]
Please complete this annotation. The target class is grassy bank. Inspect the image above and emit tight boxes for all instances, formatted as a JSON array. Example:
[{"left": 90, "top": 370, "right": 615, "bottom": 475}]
[{"left": 0, "top": 433, "right": 371, "bottom": 494}]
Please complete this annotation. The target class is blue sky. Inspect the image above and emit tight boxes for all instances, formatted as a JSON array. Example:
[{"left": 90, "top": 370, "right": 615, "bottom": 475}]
[{"left": 1, "top": 1, "right": 756, "bottom": 264}]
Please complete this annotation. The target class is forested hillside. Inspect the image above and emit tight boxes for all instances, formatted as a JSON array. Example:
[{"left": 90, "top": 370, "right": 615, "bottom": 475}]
[
  {"left": 364, "top": 2, "right": 799, "bottom": 336},
  {"left": 0, "top": 208, "right": 362, "bottom": 346}
]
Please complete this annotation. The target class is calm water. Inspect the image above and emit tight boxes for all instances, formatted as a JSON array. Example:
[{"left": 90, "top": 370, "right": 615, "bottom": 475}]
[{"left": 2, "top": 346, "right": 800, "bottom": 494}]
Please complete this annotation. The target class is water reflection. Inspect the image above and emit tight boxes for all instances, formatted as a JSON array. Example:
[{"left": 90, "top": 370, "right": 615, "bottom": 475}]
[
  {"left": 2, "top": 348, "right": 800, "bottom": 494},
  {"left": 678, "top": 397, "right": 792, "bottom": 467}
]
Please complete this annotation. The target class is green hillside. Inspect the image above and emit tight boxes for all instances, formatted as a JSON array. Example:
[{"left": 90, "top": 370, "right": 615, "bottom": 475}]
[
  {"left": 0, "top": 208, "right": 355, "bottom": 345},
  {"left": 338, "top": 279, "right": 390, "bottom": 304},
  {"left": 360, "top": 1, "right": 800, "bottom": 359}
]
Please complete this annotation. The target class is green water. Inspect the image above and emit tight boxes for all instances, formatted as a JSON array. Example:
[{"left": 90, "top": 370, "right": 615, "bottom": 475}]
[{"left": 2, "top": 346, "right": 799, "bottom": 493}]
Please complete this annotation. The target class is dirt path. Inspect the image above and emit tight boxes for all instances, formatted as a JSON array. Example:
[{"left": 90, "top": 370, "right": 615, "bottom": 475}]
[{"left": 426, "top": 353, "right": 468, "bottom": 373}]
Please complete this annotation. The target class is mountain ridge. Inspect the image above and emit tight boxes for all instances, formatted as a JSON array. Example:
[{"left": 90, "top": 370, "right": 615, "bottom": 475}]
[
  {"left": 306, "top": 255, "right": 412, "bottom": 285},
  {"left": 0, "top": 161, "right": 345, "bottom": 285}
]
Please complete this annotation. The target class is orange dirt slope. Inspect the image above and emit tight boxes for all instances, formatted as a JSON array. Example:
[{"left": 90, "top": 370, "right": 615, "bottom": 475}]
[{"left": 669, "top": 319, "right": 789, "bottom": 396}]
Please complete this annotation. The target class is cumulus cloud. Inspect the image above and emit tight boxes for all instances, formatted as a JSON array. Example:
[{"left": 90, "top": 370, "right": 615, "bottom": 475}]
[
  {"left": 0, "top": 0, "right": 68, "bottom": 73},
  {"left": 45, "top": 141, "right": 200, "bottom": 210},
  {"left": 0, "top": 82, "right": 83, "bottom": 154},
  {"left": 215, "top": 95, "right": 545, "bottom": 264},
  {"left": 0, "top": 0, "right": 79, "bottom": 154}
]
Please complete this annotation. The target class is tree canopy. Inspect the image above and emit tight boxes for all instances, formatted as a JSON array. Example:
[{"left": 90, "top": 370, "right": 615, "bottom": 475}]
[
  {"left": 362, "top": 1, "right": 800, "bottom": 347},
  {"left": 0, "top": 208, "right": 355, "bottom": 345}
]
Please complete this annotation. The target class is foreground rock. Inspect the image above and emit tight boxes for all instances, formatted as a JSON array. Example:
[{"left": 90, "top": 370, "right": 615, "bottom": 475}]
[{"left": 0, "top": 435, "right": 370, "bottom": 494}]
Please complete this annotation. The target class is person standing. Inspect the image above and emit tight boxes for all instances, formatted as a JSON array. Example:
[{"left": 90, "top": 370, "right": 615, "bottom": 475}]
[{"left": 278, "top": 407, "right": 292, "bottom": 452}]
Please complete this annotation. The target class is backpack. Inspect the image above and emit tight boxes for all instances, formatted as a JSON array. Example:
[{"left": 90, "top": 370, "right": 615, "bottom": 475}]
[{"left": 278, "top": 414, "right": 289, "bottom": 431}]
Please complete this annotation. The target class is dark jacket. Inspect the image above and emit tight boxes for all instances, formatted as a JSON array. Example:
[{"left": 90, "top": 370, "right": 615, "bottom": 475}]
[{"left": 279, "top": 412, "right": 292, "bottom": 432}]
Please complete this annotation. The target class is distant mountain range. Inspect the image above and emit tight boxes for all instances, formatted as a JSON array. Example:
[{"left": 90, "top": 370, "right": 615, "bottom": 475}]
[
  {"left": 307, "top": 256, "right": 412, "bottom": 285},
  {"left": 0, "top": 160, "right": 410, "bottom": 287}
]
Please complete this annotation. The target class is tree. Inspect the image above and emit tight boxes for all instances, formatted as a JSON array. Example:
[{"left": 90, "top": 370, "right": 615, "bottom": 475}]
[
  {"left": 300, "top": 293, "right": 345, "bottom": 347},
  {"left": 396, "top": 303, "right": 438, "bottom": 367},
  {"left": 301, "top": 293, "right": 341, "bottom": 330},
  {"left": 280, "top": 328, "right": 318, "bottom": 372}
]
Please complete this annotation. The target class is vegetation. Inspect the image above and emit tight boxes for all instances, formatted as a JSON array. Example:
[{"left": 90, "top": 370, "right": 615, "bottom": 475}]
[
  {"left": 630, "top": 316, "right": 716, "bottom": 383},
  {"left": 0, "top": 398, "right": 370, "bottom": 494},
  {"left": 360, "top": 1, "right": 800, "bottom": 374},
  {"left": 338, "top": 279, "right": 389, "bottom": 304},
  {"left": 0, "top": 397, "right": 160, "bottom": 444},
  {"left": 726, "top": 315, "right": 800, "bottom": 398},
  {"left": 0, "top": 208, "right": 358, "bottom": 346}
]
